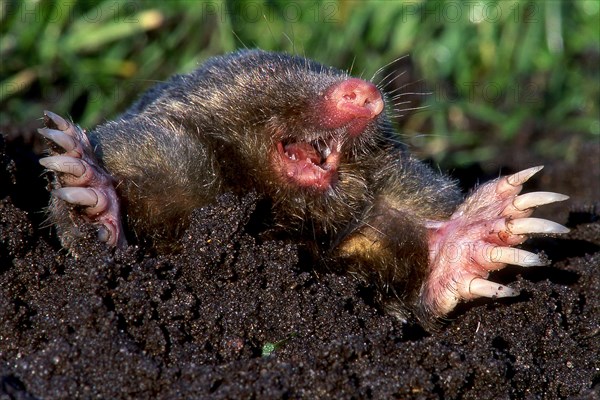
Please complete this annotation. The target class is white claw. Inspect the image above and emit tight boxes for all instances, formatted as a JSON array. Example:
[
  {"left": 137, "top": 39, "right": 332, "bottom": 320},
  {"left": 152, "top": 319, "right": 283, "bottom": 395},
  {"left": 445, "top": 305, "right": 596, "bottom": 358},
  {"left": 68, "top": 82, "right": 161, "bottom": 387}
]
[
  {"left": 38, "top": 128, "right": 77, "bottom": 151},
  {"left": 469, "top": 278, "right": 519, "bottom": 298},
  {"left": 97, "top": 226, "right": 110, "bottom": 242},
  {"left": 508, "top": 218, "right": 570, "bottom": 235},
  {"left": 513, "top": 191, "right": 569, "bottom": 210},
  {"left": 44, "top": 110, "right": 70, "bottom": 131},
  {"left": 486, "top": 246, "right": 549, "bottom": 267},
  {"left": 39, "top": 156, "right": 85, "bottom": 177},
  {"left": 53, "top": 187, "right": 98, "bottom": 208},
  {"left": 506, "top": 166, "right": 544, "bottom": 187}
]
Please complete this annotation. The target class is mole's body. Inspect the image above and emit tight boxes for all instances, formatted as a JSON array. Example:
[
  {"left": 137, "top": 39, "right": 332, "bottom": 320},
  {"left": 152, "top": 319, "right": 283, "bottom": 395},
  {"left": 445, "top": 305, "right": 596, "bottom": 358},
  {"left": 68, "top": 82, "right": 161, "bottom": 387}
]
[{"left": 39, "top": 50, "right": 568, "bottom": 328}]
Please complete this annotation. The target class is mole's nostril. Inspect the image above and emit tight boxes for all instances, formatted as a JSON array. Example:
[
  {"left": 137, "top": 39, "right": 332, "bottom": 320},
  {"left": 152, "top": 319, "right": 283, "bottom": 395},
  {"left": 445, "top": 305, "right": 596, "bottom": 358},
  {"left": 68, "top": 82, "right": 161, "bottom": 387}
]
[
  {"left": 318, "top": 78, "right": 385, "bottom": 136},
  {"left": 329, "top": 78, "right": 384, "bottom": 119}
]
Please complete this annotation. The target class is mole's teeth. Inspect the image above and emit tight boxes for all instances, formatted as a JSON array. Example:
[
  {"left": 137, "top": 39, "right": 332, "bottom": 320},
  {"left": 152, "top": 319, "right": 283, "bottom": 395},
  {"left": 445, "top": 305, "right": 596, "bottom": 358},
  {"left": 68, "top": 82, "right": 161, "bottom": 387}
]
[
  {"left": 333, "top": 140, "right": 342, "bottom": 152},
  {"left": 469, "top": 278, "right": 519, "bottom": 298},
  {"left": 486, "top": 246, "right": 549, "bottom": 267},
  {"left": 507, "top": 217, "right": 570, "bottom": 235},
  {"left": 512, "top": 191, "right": 569, "bottom": 211},
  {"left": 311, "top": 138, "right": 330, "bottom": 158}
]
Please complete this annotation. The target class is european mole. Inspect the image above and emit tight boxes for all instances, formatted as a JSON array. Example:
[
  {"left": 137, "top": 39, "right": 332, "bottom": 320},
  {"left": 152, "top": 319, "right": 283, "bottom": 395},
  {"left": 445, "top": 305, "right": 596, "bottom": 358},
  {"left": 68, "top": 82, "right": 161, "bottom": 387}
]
[{"left": 38, "top": 49, "right": 569, "bottom": 328}]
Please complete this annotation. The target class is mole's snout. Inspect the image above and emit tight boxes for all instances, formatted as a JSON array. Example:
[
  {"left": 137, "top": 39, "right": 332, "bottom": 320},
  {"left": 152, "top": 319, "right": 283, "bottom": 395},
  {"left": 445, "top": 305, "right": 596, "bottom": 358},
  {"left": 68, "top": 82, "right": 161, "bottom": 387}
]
[
  {"left": 330, "top": 78, "right": 384, "bottom": 119},
  {"left": 321, "top": 78, "right": 384, "bottom": 136}
]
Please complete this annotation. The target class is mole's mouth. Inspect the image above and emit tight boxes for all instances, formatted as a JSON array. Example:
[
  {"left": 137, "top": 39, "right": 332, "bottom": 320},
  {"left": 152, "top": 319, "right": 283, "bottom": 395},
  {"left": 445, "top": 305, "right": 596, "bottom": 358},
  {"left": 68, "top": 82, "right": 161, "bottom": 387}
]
[{"left": 275, "top": 137, "right": 341, "bottom": 191}]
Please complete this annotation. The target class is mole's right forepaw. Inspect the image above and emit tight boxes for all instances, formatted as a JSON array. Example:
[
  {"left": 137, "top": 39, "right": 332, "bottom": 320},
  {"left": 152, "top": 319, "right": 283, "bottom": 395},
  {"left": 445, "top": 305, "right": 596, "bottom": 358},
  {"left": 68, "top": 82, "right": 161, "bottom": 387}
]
[{"left": 39, "top": 110, "right": 126, "bottom": 248}]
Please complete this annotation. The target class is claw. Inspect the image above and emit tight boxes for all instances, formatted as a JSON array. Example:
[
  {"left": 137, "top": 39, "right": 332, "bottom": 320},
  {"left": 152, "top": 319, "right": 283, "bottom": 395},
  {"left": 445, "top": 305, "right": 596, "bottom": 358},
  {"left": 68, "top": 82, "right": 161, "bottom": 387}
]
[
  {"left": 497, "top": 166, "right": 544, "bottom": 195},
  {"left": 53, "top": 187, "right": 98, "bottom": 207},
  {"left": 423, "top": 164, "right": 567, "bottom": 318},
  {"left": 38, "top": 128, "right": 77, "bottom": 152},
  {"left": 485, "top": 246, "right": 549, "bottom": 267},
  {"left": 469, "top": 278, "right": 519, "bottom": 298},
  {"left": 512, "top": 191, "right": 569, "bottom": 211},
  {"left": 44, "top": 110, "right": 70, "bottom": 131},
  {"left": 40, "top": 110, "right": 127, "bottom": 249},
  {"left": 506, "top": 166, "right": 544, "bottom": 187},
  {"left": 43, "top": 110, "right": 88, "bottom": 150},
  {"left": 508, "top": 217, "right": 570, "bottom": 235},
  {"left": 52, "top": 187, "right": 108, "bottom": 215},
  {"left": 97, "top": 226, "right": 111, "bottom": 243},
  {"left": 39, "top": 156, "right": 86, "bottom": 177}
]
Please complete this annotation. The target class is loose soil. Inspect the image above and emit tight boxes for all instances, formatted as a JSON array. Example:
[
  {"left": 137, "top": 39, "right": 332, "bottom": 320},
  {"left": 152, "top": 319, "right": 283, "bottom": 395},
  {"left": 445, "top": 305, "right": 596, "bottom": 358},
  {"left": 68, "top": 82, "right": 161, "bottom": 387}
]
[{"left": 1, "top": 131, "right": 598, "bottom": 399}]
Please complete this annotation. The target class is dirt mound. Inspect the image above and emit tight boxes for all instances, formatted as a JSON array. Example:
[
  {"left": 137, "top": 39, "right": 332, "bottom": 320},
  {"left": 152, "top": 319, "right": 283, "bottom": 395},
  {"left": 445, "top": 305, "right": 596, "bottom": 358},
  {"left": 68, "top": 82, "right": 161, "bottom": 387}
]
[{"left": 1, "top": 134, "right": 598, "bottom": 399}]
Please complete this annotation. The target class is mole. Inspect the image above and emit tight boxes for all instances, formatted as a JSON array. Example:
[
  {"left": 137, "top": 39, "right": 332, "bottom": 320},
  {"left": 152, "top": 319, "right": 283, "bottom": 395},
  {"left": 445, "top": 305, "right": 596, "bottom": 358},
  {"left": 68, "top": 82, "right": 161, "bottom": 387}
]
[{"left": 38, "top": 49, "right": 569, "bottom": 328}]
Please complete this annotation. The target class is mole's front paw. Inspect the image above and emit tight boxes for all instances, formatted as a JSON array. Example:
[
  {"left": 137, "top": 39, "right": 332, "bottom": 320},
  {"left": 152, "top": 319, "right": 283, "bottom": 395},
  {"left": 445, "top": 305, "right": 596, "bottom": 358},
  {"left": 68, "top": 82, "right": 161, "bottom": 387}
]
[
  {"left": 39, "top": 111, "right": 126, "bottom": 248},
  {"left": 422, "top": 166, "right": 569, "bottom": 317}
]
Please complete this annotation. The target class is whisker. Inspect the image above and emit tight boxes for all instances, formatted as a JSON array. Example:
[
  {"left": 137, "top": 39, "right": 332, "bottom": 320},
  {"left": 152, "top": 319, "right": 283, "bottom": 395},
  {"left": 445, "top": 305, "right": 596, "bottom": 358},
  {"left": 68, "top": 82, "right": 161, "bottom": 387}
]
[
  {"left": 231, "top": 30, "right": 248, "bottom": 49},
  {"left": 393, "top": 104, "right": 431, "bottom": 113},
  {"left": 391, "top": 100, "right": 413, "bottom": 107},
  {"left": 378, "top": 70, "right": 408, "bottom": 91},
  {"left": 347, "top": 55, "right": 357, "bottom": 76},
  {"left": 263, "top": 14, "right": 277, "bottom": 45},
  {"left": 390, "top": 91, "right": 433, "bottom": 100},
  {"left": 370, "top": 54, "right": 409, "bottom": 82},
  {"left": 386, "top": 79, "right": 428, "bottom": 96}
]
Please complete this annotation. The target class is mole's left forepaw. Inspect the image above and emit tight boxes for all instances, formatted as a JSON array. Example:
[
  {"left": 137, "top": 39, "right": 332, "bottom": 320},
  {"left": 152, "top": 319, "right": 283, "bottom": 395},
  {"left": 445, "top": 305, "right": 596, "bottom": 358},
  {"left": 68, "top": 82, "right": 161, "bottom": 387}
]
[{"left": 423, "top": 166, "right": 569, "bottom": 317}]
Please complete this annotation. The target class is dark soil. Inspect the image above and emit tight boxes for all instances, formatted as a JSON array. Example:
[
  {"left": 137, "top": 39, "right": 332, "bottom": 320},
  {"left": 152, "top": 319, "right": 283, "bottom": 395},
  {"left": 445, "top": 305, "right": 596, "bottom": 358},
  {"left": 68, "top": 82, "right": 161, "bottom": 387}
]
[{"left": 1, "top": 131, "right": 599, "bottom": 400}]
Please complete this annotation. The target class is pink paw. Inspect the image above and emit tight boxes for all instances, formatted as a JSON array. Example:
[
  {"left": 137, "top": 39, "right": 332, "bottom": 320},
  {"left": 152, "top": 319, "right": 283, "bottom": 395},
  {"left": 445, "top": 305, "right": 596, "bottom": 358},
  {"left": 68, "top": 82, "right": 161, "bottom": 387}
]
[
  {"left": 423, "top": 166, "right": 569, "bottom": 316},
  {"left": 39, "top": 111, "right": 126, "bottom": 248}
]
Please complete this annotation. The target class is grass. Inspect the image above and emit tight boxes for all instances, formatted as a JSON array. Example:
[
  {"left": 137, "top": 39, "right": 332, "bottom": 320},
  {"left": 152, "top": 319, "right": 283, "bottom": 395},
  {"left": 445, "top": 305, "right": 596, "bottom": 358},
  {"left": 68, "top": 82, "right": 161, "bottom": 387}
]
[{"left": 1, "top": 0, "right": 598, "bottom": 167}]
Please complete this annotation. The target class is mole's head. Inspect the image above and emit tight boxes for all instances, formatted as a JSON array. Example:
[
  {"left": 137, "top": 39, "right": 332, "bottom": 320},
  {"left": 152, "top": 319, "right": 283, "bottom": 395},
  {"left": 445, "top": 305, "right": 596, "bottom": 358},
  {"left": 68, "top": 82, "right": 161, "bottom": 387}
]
[
  {"left": 272, "top": 76, "right": 384, "bottom": 191},
  {"left": 187, "top": 50, "right": 388, "bottom": 198}
]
